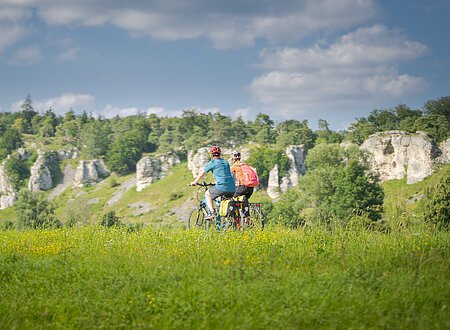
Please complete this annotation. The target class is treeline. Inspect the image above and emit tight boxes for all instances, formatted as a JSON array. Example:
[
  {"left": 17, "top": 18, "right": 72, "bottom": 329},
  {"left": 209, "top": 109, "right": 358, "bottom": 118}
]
[
  {"left": 1, "top": 95, "right": 449, "bottom": 177},
  {"left": 346, "top": 97, "right": 450, "bottom": 144}
]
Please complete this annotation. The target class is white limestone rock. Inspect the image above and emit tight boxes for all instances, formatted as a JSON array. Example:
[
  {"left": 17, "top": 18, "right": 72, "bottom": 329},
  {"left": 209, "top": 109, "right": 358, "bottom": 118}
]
[
  {"left": 0, "top": 163, "right": 17, "bottom": 209},
  {"left": 280, "top": 145, "right": 306, "bottom": 192},
  {"left": 361, "top": 131, "right": 437, "bottom": 184},
  {"left": 73, "top": 159, "right": 110, "bottom": 188},
  {"left": 136, "top": 153, "right": 180, "bottom": 192},
  {"left": 187, "top": 147, "right": 210, "bottom": 178},
  {"left": 267, "top": 164, "right": 281, "bottom": 199},
  {"left": 28, "top": 152, "right": 54, "bottom": 192},
  {"left": 438, "top": 138, "right": 450, "bottom": 164}
]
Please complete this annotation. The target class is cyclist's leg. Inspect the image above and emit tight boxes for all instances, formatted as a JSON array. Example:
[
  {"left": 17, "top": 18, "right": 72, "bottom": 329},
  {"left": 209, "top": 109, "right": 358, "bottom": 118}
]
[
  {"left": 245, "top": 187, "right": 254, "bottom": 200},
  {"left": 204, "top": 190, "right": 215, "bottom": 217}
]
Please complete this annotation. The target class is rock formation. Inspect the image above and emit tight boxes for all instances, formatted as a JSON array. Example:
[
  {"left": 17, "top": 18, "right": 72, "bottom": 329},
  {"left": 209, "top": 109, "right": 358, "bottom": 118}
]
[
  {"left": 0, "top": 163, "right": 17, "bottom": 209},
  {"left": 136, "top": 153, "right": 181, "bottom": 192},
  {"left": 187, "top": 147, "right": 210, "bottom": 178},
  {"left": 28, "top": 151, "right": 54, "bottom": 192},
  {"left": 28, "top": 148, "right": 79, "bottom": 192},
  {"left": 267, "top": 164, "right": 281, "bottom": 199},
  {"left": 280, "top": 145, "right": 307, "bottom": 192},
  {"left": 73, "top": 159, "right": 110, "bottom": 188},
  {"left": 267, "top": 145, "right": 307, "bottom": 199},
  {"left": 438, "top": 138, "right": 450, "bottom": 163},
  {"left": 361, "top": 131, "right": 438, "bottom": 184}
]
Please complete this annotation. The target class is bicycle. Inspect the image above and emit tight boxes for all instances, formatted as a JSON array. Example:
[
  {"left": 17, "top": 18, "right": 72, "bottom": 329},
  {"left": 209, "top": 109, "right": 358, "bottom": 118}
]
[{"left": 186, "top": 182, "right": 265, "bottom": 231}]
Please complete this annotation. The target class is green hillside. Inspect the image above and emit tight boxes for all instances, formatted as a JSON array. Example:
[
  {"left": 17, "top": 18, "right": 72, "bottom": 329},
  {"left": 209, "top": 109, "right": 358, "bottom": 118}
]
[
  {"left": 382, "top": 164, "right": 450, "bottom": 228},
  {"left": 1, "top": 160, "right": 448, "bottom": 229}
]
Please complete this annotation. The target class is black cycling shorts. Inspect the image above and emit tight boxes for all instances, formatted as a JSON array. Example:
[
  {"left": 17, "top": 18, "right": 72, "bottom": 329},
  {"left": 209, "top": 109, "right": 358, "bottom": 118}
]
[
  {"left": 233, "top": 185, "right": 254, "bottom": 199},
  {"left": 208, "top": 186, "right": 234, "bottom": 200}
]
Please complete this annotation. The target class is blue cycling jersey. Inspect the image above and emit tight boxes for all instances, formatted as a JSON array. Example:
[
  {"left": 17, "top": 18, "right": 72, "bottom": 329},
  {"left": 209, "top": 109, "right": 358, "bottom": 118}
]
[{"left": 204, "top": 158, "right": 235, "bottom": 193}]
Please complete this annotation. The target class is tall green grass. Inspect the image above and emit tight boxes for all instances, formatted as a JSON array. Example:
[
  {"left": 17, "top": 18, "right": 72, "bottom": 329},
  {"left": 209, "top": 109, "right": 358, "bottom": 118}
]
[{"left": 1, "top": 225, "right": 448, "bottom": 329}]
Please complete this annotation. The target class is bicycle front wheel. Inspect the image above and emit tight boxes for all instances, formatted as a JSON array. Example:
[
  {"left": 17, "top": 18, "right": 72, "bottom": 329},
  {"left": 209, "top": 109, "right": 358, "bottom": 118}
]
[{"left": 186, "top": 207, "right": 206, "bottom": 230}]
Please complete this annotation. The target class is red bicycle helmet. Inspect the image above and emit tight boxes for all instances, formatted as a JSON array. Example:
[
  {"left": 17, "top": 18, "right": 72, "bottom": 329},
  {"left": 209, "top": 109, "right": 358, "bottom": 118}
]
[{"left": 210, "top": 145, "right": 221, "bottom": 156}]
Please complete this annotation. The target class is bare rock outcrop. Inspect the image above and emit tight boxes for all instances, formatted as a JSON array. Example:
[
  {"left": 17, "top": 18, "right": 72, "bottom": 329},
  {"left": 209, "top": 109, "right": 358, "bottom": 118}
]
[
  {"left": 280, "top": 145, "right": 307, "bottom": 192},
  {"left": 28, "top": 151, "right": 54, "bottom": 192},
  {"left": 73, "top": 160, "right": 110, "bottom": 188},
  {"left": 187, "top": 147, "right": 210, "bottom": 178},
  {"left": 267, "top": 164, "right": 281, "bottom": 199},
  {"left": 0, "top": 163, "right": 17, "bottom": 209},
  {"left": 267, "top": 145, "right": 307, "bottom": 199},
  {"left": 438, "top": 138, "right": 450, "bottom": 163},
  {"left": 136, "top": 153, "right": 181, "bottom": 192},
  {"left": 361, "top": 131, "right": 438, "bottom": 184}
]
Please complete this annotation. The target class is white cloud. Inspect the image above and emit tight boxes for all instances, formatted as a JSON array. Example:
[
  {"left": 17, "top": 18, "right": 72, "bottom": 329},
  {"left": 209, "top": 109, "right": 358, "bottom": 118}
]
[
  {"left": 0, "top": 0, "right": 378, "bottom": 49},
  {"left": 8, "top": 44, "right": 42, "bottom": 64},
  {"left": 0, "top": 6, "right": 32, "bottom": 53},
  {"left": 58, "top": 47, "right": 79, "bottom": 61},
  {"left": 232, "top": 107, "right": 253, "bottom": 120},
  {"left": 100, "top": 104, "right": 183, "bottom": 118},
  {"left": 11, "top": 93, "right": 95, "bottom": 115},
  {"left": 249, "top": 25, "right": 429, "bottom": 118}
]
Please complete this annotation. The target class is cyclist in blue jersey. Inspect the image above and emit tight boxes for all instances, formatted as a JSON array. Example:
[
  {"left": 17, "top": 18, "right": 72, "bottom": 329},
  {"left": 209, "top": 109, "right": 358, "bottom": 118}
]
[{"left": 190, "top": 145, "right": 235, "bottom": 219}]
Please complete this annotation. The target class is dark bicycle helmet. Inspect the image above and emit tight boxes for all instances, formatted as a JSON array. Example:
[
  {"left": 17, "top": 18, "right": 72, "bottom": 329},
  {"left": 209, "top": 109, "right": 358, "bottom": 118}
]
[{"left": 210, "top": 145, "right": 221, "bottom": 156}]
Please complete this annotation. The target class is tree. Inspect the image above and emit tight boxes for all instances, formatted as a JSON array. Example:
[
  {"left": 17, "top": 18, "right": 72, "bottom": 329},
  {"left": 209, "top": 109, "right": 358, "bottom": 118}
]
[
  {"left": 367, "top": 109, "right": 397, "bottom": 131},
  {"left": 81, "top": 120, "right": 112, "bottom": 158},
  {"left": 250, "top": 113, "right": 275, "bottom": 144},
  {"left": 0, "top": 128, "right": 23, "bottom": 159},
  {"left": 276, "top": 119, "right": 316, "bottom": 148},
  {"left": 315, "top": 119, "right": 343, "bottom": 144},
  {"left": 330, "top": 160, "right": 384, "bottom": 220},
  {"left": 414, "top": 114, "right": 450, "bottom": 143},
  {"left": 15, "top": 190, "right": 61, "bottom": 229},
  {"left": 4, "top": 154, "right": 30, "bottom": 190},
  {"left": 230, "top": 116, "right": 248, "bottom": 147},
  {"left": 423, "top": 96, "right": 450, "bottom": 123},
  {"left": 346, "top": 118, "right": 377, "bottom": 144},
  {"left": 19, "top": 94, "right": 38, "bottom": 134},
  {"left": 206, "top": 113, "right": 234, "bottom": 146},
  {"left": 106, "top": 129, "right": 147, "bottom": 174},
  {"left": 246, "top": 146, "right": 289, "bottom": 187},
  {"left": 269, "top": 188, "right": 307, "bottom": 228},
  {"left": 297, "top": 144, "right": 383, "bottom": 222},
  {"left": 425, "top": 175, "right": 450, "bottom": 228},
  {"left": 39, "top": 108, "right": 58, "bottom": 137}
]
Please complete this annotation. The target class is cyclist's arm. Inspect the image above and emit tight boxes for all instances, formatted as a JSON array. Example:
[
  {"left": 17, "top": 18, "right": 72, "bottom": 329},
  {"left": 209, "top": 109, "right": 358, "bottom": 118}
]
[{"left": 190, "top": 170, "right": 206, "bottom": 186}]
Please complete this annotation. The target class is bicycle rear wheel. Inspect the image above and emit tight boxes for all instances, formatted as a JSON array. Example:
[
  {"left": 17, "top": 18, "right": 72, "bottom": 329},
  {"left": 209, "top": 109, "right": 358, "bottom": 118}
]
[
  {"left": 187, "top": 207, "right": 206, "bottom": 230},
  {"left": 247, "top": 205, "right": 265, "bottom": 230}
]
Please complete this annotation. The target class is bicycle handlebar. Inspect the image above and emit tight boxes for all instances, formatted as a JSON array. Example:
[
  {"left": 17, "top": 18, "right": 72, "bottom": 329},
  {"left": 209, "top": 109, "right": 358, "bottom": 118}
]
[{"left": 190, "top": 181, "right": 215, "bottom": 187}]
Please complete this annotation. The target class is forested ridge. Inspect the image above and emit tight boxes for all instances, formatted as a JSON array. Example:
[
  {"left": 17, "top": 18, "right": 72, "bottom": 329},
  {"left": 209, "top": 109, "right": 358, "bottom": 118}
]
[{"left": 0, "top": 95, "right": 449, "bottom": 229}]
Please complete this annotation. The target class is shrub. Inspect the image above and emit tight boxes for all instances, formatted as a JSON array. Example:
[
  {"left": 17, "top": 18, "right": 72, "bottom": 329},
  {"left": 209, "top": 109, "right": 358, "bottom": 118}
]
[
  {"left": 14, "top": 190, "right": 61, "bottom": 229},
  {"left": 425, "top": 176, "right": 450, "bottom": 228},
  {"left": 100, "top": 211, "right": 121, "bottom": 227}
]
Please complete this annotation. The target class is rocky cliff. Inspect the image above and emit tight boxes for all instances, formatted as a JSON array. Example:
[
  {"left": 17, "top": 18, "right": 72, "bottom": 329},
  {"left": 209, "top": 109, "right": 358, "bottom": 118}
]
[
  {"left": 187, "top": 147, "right": 210, "bottom": 178},
  {"left": 267, "top": 145, "right": 307, "bottom": 199},
  {"left": 0, "top": 163, "right": 17, "bottom": 210},
  {"left": 28, "top": 151, "right": 55, "bottom": 192},
  {"left": 73, "top": 160, "right": 110, "bottom": 188},
  {"left": 361, "top": 131, "right": 448, "bottom": 184},
  {"left": 136, "top": 153, "right": 181, "bottom": 192}
]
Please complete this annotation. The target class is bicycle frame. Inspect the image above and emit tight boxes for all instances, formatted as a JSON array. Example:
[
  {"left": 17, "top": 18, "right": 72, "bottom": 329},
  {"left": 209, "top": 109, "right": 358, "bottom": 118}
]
[{"left": 187, "top": 182, "right": 265, "bottom": 230}]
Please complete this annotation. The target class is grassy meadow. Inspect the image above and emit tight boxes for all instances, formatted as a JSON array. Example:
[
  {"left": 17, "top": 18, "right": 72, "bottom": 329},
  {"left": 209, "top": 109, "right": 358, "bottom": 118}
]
[{"left": 1, "top": 225, "right": 449, "bottom": 329}]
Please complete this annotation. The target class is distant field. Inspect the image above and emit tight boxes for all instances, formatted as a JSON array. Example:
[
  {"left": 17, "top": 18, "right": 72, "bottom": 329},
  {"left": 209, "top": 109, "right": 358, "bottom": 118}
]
[{"left": 1, "top": 225, "right": 449, "bottom": 329}]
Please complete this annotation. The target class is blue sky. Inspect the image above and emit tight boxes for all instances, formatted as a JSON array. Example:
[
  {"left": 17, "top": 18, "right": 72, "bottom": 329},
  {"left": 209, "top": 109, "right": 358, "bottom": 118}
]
[{"left": 0, "top": 0, "right": 449, "bottom": 130}]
